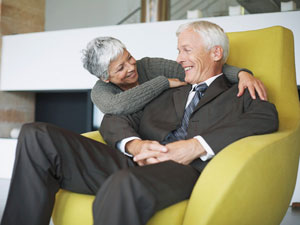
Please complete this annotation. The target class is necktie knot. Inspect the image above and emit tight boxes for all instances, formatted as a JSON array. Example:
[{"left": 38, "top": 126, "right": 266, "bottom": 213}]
[{"left": 194, "top": 83, "right": 208, "bottom": 93}]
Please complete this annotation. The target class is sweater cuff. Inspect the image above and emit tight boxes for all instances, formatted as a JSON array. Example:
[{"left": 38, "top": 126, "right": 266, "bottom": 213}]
[{"left": 238, "top": 68, "right": 253, "bottom": 77}]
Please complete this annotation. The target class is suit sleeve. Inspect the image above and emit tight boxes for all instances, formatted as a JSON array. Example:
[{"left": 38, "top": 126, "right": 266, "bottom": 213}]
[
  {"left": 201, "top": 90, "right": 278, "bottom": 154},
  {"left": 100, "top": 111, "right": 143, "bottom": 148}
]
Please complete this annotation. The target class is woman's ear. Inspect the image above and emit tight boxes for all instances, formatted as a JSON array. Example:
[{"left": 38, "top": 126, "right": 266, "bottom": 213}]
[
  {"left": 212, "top": 46, "right": 223, "bottom": 62},
  {"left": 101, "top": 78, "right": 110, "bottom": 83}
]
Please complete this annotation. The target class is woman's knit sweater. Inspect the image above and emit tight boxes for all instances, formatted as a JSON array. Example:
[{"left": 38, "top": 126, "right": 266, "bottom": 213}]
[{"left": 91, "top": 57, "right": 246, "bottom": 115}]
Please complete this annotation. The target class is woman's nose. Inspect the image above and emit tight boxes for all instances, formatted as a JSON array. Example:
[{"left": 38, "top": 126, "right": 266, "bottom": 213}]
[{"left": 127, "top": 62, "right": 135, "bottom": 72}]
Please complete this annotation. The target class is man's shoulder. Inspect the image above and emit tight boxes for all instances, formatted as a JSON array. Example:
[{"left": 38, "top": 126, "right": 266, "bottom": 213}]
[{"left": 209, "top": 74, "right": 235, "bottom": 90}]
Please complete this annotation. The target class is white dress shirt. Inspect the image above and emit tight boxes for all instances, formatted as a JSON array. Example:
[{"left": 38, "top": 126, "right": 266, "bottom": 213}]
[{"left": 117, "top": 73, "right": 223, "bottom": 161}]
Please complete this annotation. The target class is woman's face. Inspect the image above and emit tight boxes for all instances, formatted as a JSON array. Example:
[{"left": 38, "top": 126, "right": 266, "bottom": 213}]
[{"left": 106, "top": 49, "right": 139, "bottom": 90}]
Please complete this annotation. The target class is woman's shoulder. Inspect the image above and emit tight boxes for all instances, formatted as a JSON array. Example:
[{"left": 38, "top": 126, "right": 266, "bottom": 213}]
[
  {"left": 137, "top": 57, "right": 176, "bottom": 66},
  {"left": 92, "top": 79, "right": 122, "bottom": 95}
]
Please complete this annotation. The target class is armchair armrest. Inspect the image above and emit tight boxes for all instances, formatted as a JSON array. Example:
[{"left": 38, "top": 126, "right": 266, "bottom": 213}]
[{"left": 183, "top": 125, "right": 300, "bottom": 225}]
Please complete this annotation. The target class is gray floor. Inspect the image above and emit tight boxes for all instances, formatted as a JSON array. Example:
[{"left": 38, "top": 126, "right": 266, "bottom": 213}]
[{"left": 0, "top": 178, "right": 299, "bottom": 225}]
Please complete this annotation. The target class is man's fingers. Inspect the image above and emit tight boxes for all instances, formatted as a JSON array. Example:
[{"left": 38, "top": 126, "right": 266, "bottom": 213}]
[
  {"left": 133, "top": 151, "right": 159, "bottom": 162},
  {"left": 137, "top": 160, "right": 147, "bottom": 166},
  {"left": 147, "top": 141, "right": 168, "bottom": 152},
  {"left": 145, "top": 157, "right": 160, "bottom": 165}
]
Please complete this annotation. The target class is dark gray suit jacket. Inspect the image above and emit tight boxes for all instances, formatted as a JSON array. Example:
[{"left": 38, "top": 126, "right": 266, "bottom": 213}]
[{"left": 100, "top": 75, "right": 278, "bottom": 172}]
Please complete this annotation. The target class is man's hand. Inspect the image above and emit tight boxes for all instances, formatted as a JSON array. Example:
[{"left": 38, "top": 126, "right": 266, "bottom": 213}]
[
  {"left": 237, "top": 71, "right": 267, "bottom": 101},
  {"left": 168, "top": 78, "right": 187, "bottom": 88},
  {"left": 126, "top": 139, "right": 167, "bottom": 166},
  {"left": 133, "top": 139, "right": 206, "bottom": 166}
]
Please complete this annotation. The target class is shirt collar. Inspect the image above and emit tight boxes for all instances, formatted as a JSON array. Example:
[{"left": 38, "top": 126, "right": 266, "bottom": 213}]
[{"left": 190, "top": 73, "right": 223, "bottom": 92}]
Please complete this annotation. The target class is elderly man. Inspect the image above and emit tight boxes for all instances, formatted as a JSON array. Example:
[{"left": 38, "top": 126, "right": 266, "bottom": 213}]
[{"left": 1, "top": 21, "right": 278, "bottom": 225}]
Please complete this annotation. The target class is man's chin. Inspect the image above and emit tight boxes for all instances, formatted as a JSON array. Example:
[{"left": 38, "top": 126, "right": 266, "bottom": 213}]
[{"left": 184, "top": 75, "right": 194, "bottom": 84}]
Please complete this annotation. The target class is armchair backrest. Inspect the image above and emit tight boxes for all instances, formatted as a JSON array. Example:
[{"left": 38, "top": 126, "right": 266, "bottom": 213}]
[{"left": 227, "top": 26, "right": 300, "bottom": 131}]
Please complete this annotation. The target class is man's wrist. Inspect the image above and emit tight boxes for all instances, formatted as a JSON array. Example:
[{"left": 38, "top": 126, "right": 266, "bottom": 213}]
[
  {"left": 125, "top": 139, "right": 141, "bottom": 156},
  {"left": 193, "top": 136, "right": 215, "bottom": 161},
  {"left": 190, "top": 138, "right": 206, "bottom": 158}
]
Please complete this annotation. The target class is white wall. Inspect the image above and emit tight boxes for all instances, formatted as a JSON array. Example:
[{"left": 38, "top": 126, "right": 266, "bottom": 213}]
[
  {"left": 1, "top": 11, "right": 300, "bottom": 91},
  {"left": 45, "top": 0, "right": 140, "bottom": 31},
  {"left": 0, "top": 139, "right": 17, "bottom": 179}
]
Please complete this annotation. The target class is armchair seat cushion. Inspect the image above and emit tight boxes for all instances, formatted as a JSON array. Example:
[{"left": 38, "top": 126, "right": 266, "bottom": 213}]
[{"left": 53, "top": 189, "right": 188, "bottom": 225}]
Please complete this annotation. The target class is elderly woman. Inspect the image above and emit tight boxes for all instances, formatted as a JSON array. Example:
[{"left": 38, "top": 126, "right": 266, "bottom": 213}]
[{"left": 82, "top": 37, "right": 266, "bottom": 115}]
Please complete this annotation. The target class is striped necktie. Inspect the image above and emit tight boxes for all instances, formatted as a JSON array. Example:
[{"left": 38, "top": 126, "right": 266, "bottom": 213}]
[{"left": 162, "top": 83, "right": 208, "bottom": 144}]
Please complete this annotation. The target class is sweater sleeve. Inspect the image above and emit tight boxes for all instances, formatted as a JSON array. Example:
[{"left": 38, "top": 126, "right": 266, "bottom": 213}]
[
  {"left": 91, "top": 76, "right": 169, "bottom": 115},
  {"left": 138, "top": 58, "right": 253, "bottom": 84},
  {"left": 223, "top": 64, "right": 253, "bottom": 83},
  {"left": 137, "top": 57, "right": 185, "bottom": 82}
]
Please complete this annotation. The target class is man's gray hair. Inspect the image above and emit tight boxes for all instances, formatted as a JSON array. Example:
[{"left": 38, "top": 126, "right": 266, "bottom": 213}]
[
  {"left": 82, "top": 37, "right": 126, "bottom": 80},
  {"left": 176, "top": 21, "right": 229, "bottom": 63}
]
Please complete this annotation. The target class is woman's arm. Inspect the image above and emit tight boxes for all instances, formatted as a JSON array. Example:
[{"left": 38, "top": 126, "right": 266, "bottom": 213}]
[
  {"left": 136, "top": 57, "right": 185, "bottom": 83},
  {"left": 222, "top": 64, "right": 252, "bottom": 83},
  {"left": 138, "top": 57, "right": 257, "bottom": 85},
  {"left": 91, "top": 77, "right": 170, "bottom": 115}
]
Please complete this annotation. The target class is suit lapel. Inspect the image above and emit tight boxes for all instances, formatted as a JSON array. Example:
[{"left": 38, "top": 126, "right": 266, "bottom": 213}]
[
  {"left": 194, "top": 75, "right": 231, "bottom": 112},
  {"left": 173, "top": 84, "right": 192, "bottom": 120}
]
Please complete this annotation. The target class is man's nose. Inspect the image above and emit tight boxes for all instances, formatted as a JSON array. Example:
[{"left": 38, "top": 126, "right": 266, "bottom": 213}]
[{"left": 176, "top": 53, "right": 183, "bottom": 64}]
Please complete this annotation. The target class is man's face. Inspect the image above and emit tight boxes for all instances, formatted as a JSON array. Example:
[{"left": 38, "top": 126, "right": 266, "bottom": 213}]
[
  {"left": 176, "top": 28, "right": 215, "bottom": 84},
  {"left": 107, "top": 49, "right": 139, "bottom": 90}
]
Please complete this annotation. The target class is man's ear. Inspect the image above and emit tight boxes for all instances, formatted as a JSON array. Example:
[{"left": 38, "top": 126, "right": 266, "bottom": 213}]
[{"left": 212, "top": 46, "right": 223, "bottom": 62}]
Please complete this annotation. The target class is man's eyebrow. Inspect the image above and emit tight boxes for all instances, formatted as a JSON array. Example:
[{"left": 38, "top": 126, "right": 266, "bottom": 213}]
[{"left": 178, "top": 44, "right": 190, "bottom": 49}]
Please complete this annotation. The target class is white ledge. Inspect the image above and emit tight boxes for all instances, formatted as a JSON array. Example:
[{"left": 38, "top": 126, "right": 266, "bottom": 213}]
[{"left": 1, "top": 11, "right": 299, "bottom": 91}]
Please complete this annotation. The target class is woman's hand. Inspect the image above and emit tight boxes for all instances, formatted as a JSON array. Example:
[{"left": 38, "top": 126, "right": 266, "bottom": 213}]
[
  {"left": 168, "top": 78, "right": 187, "bottom": 88},
  {"left": 237, "top": 71, "right": 268, "bottom": 100}
]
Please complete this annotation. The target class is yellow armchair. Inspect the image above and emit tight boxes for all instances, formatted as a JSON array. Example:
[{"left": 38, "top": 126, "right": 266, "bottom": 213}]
[{"left": 52, "top": 26, "right": 300, "bottom": 225}]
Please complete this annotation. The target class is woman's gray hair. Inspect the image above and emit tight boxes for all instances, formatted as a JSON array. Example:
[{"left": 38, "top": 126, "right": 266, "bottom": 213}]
[
  {"left": 82, "top": 37, "right": 126, "bottom": 80},
  {"left": 176, "top": 21, "right": 229, "bottom": 63}
]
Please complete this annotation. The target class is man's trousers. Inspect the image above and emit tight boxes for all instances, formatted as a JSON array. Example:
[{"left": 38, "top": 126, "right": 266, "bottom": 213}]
[{"left": 0, "top": 122, "right": 200, "bottom": 225}]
